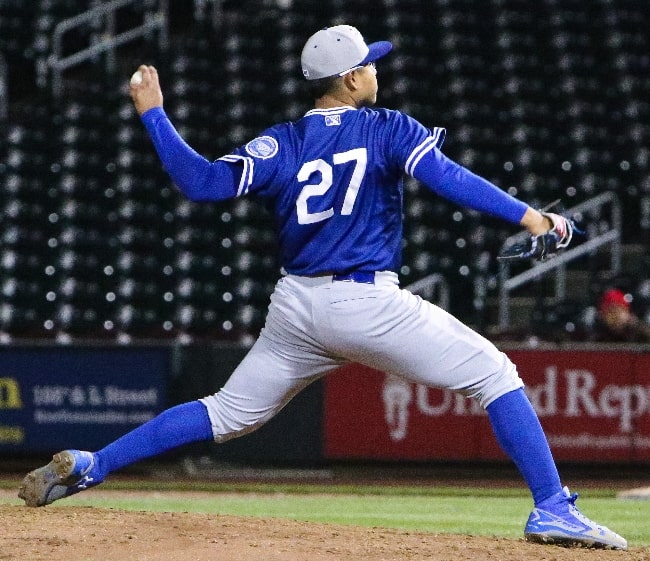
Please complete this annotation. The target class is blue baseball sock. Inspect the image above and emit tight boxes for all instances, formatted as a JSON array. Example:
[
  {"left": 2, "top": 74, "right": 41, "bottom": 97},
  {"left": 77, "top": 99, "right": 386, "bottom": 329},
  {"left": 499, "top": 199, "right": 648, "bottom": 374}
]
[
  {"left": 486, "top": 388, "right": 562, "bottom": 505},
  {"left": 93, "top": 400, "right": 213, "bottom": 480}
]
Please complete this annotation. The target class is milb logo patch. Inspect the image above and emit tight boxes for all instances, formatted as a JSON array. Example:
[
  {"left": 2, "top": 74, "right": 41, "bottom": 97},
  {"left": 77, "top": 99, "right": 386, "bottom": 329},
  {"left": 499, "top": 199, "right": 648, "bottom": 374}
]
[
  {"left": 245, "top": 136, "right": 279, "bottom": 159},
  {"left": 325, "top": 114, "right": 341, "bottom": 126}
]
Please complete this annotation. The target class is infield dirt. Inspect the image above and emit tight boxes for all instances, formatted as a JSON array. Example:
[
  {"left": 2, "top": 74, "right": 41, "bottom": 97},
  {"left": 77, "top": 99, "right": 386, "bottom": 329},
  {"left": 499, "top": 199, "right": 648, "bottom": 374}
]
[{"left": 2, "top": 492, "right": 649, "bottom": 561}]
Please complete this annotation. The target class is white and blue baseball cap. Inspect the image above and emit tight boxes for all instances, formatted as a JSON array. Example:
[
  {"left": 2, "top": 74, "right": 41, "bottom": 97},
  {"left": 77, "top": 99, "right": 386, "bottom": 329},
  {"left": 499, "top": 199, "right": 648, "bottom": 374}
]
[{"left": 301, "top": 25, "right": 392, "bottom": 80}]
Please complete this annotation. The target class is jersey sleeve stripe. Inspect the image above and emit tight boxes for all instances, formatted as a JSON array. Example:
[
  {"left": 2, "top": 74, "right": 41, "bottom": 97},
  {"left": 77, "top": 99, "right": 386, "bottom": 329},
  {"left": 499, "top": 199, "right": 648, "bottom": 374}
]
[
  {"left": 430, "top": 126, "right": 446, "bottom": 148},
  {"left": 405, "top": 137, "right": 438, "bottom": 176},
  {"left": 218, "top": 155, "right": 255, "bottom": 196},
  {"left": 404, "top": 127, "right": 447, "bottom": 176}
]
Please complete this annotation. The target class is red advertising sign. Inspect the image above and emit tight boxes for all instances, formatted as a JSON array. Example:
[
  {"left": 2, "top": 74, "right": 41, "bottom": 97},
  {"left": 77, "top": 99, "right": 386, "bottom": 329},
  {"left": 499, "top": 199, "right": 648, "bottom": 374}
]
[{"left": 323, "top": 349, "right": 650, "bottom": 463}]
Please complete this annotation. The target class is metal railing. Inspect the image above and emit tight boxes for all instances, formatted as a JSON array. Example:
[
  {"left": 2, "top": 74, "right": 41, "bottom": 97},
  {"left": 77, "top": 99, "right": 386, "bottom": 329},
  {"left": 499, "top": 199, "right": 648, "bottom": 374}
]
[
  {"left": 43, "top": 0, "right": 169, "bottom": 98},
  {"left": 193, "top": 0, "right": 223, "bottom": 28},
  {"left": 0, "top": 53, "right": 7, "bottom": 120},
  {"left": 405, "top": 273, "right": 450, "bottom": 310},
  {"left": 497, "top": 191, "right": 622, "bottom": 329}
]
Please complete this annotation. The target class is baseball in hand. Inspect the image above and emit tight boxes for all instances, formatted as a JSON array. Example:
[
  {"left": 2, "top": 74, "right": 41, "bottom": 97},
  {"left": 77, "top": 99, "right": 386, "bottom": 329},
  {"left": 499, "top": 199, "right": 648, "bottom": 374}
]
[{"left": 130, "top": 70, "right": 143, "bottom": 86}]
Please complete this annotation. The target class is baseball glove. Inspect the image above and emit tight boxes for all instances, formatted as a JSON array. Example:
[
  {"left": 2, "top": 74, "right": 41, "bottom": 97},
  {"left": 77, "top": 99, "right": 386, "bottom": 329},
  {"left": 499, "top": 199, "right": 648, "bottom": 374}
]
[{"left": 497, "top": 211, "right": 577, "bottom": 262}]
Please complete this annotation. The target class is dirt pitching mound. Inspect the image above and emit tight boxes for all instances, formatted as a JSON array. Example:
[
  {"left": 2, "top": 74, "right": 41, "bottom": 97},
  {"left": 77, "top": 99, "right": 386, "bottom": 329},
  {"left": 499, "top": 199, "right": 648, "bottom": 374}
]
[{"left": 2, "top": 502, "right": 647, "bottom": 561}]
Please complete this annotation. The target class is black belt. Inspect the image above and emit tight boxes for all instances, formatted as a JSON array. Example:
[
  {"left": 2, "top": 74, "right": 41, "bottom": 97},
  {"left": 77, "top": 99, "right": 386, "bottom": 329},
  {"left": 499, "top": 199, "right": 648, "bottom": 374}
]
[{"left": 331, "top": 272, "right": 375, "bottom": 284}]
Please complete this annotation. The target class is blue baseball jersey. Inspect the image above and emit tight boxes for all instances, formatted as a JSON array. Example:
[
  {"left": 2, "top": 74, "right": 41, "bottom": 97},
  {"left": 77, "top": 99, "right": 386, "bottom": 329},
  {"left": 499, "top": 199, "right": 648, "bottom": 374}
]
[
  {"left": 141, "top": 105, "right": 528, "bottom": 276},
  {"left": 225, "top": 107, "right": 445, "bottom": 274}
]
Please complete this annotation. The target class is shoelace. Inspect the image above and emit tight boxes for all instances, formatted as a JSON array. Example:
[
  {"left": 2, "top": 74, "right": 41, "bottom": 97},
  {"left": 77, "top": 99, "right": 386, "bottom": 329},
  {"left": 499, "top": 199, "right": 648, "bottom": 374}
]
[
  {"left": 566, "top": 490, "right": 579, "bottom": 505},
  {"left": 564, "top": 491, "right": 606, "bottom": 530}
]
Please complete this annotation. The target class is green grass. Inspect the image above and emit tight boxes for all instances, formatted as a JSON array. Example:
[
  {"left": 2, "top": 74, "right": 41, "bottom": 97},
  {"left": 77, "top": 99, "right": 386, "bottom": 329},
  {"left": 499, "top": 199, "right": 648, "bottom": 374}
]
[{"left": 3, "top": 480, "right": 650, "bottom": 546}]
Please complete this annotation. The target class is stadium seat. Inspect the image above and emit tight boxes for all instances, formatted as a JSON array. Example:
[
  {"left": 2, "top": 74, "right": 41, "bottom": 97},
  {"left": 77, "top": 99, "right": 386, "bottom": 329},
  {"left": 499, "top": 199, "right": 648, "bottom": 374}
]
[{"left": 1, "top": 1, "right": 649, "bottom": 341}]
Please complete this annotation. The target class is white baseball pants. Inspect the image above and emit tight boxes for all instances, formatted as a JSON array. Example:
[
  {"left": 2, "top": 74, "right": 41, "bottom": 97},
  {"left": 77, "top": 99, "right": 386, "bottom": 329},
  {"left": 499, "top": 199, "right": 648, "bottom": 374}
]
[{"left": 200, "top": 272, "right": 523, "bottom": 442}]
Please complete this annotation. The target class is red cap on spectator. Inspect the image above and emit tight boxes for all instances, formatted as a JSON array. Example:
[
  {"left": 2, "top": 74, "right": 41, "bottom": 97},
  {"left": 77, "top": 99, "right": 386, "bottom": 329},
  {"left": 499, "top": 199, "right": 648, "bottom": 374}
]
[{"left": 599, "top": 288, "right": 629, "bottom": 313}]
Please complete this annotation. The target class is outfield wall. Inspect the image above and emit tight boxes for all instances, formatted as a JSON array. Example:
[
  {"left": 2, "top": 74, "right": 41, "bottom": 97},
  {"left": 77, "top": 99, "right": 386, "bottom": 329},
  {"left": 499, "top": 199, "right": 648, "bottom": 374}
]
[
  {"left": 1, "top": 342, "right": 648, "bottom": 464},
  {"left": 325, "top": 346, "right": 650, "bottom": 463}
]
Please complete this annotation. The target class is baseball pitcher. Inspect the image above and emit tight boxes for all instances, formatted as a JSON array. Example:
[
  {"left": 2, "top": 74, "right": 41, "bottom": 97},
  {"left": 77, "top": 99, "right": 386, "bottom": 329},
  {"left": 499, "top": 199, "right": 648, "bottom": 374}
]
[{"left": 19, "top": 24, "right": 624, "bottom": 551}]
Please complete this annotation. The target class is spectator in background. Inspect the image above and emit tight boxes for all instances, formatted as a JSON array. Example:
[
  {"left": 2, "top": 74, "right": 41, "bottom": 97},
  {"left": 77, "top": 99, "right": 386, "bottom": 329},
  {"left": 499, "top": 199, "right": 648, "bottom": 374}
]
[{"left": 590, "top": 288, "right": 650, "bottom": 343}]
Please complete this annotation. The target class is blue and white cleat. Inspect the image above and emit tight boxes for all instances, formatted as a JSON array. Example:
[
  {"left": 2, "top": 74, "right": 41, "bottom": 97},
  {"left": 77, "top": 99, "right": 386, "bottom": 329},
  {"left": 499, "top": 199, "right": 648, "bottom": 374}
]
[
  {"left": 18, "top": 449, "right": 100, "bottom": 507},
  {"left": 524, "top": 486, "right": 627, "bottom": 550}
]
